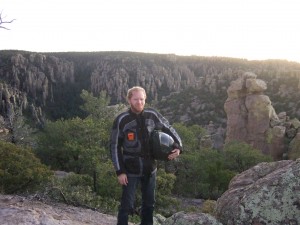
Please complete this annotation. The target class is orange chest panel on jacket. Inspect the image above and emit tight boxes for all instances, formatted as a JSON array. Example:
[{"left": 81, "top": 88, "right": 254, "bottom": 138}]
[{"left": 127, "top": 132, "right": 135, "bottom": 141}]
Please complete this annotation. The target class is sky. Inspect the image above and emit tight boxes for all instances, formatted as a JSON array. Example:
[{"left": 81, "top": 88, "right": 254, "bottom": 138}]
[{"left": 1, "top": 0, "right": 300, "bottom": 62}]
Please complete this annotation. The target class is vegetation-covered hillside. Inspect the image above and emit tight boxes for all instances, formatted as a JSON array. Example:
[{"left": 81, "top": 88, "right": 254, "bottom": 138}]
[{"left": 1, "top": 50, "right": 300, "bottom": 127}]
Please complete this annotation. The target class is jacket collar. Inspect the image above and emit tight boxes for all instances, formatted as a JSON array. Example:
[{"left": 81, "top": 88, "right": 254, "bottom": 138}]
[{"left": 128, "top": 108, "right": 144, "bottom": 117}]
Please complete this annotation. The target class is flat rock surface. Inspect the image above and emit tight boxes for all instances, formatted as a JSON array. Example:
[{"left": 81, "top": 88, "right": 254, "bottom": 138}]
[{"left": 0, "top": 194, "right": 135, "bottom": 225}]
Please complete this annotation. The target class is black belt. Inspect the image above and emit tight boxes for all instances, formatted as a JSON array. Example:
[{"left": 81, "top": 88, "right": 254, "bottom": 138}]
[
  {"left": 123, "top": 151, "right": 143, "bottom": 157},
  {"left": 123, "top": 151, "right": 152, "bottom": 159}
]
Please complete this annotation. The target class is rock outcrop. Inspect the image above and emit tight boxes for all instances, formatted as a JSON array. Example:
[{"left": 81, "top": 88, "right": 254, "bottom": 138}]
[
  {"left": 215, "top": 159, "right": 300, "bottom": 225},
  {"left": 224, "top": 72, "right": 300, "bottom": 160},
  {"left": 8, "top": 53, "right": 74, "bottom": 105},
  {"left": 90, "top": 57, "right": 202, "bottom": 103},
  {"left": 162, "top": 212, "right": 222, "bottom": 225},
  {"left": 224, "top": 72, "right": 278, "bottom": 156},
  {"left": 0, "top": 53, "right": 75, "bottom": 131},
  {"left": 0, "top": 195, "right": 223, "bottom": 225},
  {"left": 0, "top": 195, "right": 134, "bottom": 225}
]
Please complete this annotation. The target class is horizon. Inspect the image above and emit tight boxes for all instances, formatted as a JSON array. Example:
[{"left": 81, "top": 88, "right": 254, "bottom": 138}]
[
  {"left": 1, "top": 0, "right": 300, "bottom": 63},
  {"left": 1, "top": 49, "right": 300, "bottom": 64}
]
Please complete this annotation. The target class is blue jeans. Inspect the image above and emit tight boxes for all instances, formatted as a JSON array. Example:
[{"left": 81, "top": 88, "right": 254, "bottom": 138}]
[{"left": 117, "top": 172, "right": 156, "bottom": 225}]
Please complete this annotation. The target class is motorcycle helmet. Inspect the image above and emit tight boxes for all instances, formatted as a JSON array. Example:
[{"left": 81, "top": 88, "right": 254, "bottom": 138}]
[{"left": 150, "top": 130, "right": 175, "bottom": 161}]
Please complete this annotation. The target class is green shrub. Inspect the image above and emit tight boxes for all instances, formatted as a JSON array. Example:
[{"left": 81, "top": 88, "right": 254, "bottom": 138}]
[
  {"left": 223, "top": 141, "right": 273, "bottom": 173},
  {"left": 128, "top": 169, "right": 179, "bottom": 219},
  {"left": 35, "top": 117, "right": 110, "bottom": 173},
  {"left": 174, "top": 148, "right": 235, "bottom": 199},
  {"left": 201, "top": 199, "right": 217, "bottom": 215},
  {"left": 174, "top": 142, "right": 272, "bottom": 200},
  {"left": 47, "top": 173, "right": 94, "bottom": 204},
  {"left": 0, "top": 141, "right": 53, "bottom": 194},
  {"left": 45, "top": 173, "right": 119, "bottom": 213},
  {"left": 94, "top": 161, "right": 122, "bottom": 200},
  {"left": 172, "top": 123, "right": 206, "bottom": 152},
  {"left": 155, "top": 169, "right": 179, "bottom": 216}
]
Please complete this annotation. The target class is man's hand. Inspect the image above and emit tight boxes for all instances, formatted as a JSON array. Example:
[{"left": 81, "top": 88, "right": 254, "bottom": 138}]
[
  {"left": 168, "top": 149, "right": 180, "bottom": 160},
  {"left": 117, "top": 173, "right": 128, "bottom": 186}
]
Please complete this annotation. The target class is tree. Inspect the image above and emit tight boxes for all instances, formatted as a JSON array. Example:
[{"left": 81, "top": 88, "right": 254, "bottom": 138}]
[
  {"left": 35, "top": 90, "right": 117, "bottom": 193},
  {"left": 6, "top": 106, "right": 38, "bottom": 148},
  {"left": 36, "top": 117, "right": 109, "bottom": 172},
  {"left": 34, "top": 90, "right": 124, "bottom": 211},
  {"left": 0, "top": 11, "right": 15, "bottom": 30},
  {"left": 173, "top": 123, "right": 206, "bottom": 152},
  {"left": 80, "top": 89, "right": 124, "bottom": 121}
]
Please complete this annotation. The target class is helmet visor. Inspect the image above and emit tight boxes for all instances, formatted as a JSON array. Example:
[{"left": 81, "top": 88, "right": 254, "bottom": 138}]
[{"left": 159, "top": 132, "right": 174, "bottom": 147}]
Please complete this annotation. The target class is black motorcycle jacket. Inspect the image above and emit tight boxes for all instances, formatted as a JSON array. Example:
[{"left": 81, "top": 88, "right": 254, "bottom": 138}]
[{"left": 110, "top": 108, "right": 182, "bottom": 177}]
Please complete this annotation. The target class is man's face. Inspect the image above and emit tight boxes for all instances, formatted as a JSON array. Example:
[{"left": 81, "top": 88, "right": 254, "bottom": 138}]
[{"left": 128, "top": 90, "right": 145, "bottom": 114}]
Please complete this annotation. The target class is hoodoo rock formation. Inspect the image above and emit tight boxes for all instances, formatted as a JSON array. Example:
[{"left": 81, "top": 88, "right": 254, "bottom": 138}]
[
  {"left": 224, "top": 72, "right": 300, "bottom": 160},
  {"left": 224, "top": 72, "right": 278, "bottom": 157}
]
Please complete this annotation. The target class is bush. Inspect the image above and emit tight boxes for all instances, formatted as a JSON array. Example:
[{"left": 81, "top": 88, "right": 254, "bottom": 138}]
[
  {"left": 172, "top": 123, "right": 206, "bottom": 152},
  {"left": 174, "top": 142, "right": 272, "bottom": 200},
  {"left": 44, "top": 173, "right": 119, "bottom": 213},
  {"left": 94, "top": 161, "right": 122, "bottom": 200},
  {"left": 0, "top": 141, "right": 53, "bottom": 194},
  {"left": 35, "top": 117, "right": 110, "bottom": 173},
  {"left": 174, "top": 148, "right": 235, "bottom": 199},
  {"left": 126, "top": 168, "right": 179, "bottom": 220},
  {"left": 155, "top": 169, "right": 179, "bottom": 216},
  {"left": 223, "top": 141, "right": 273, "bottom": 173},
  {"left": 201, "top": 199, "right": 217, "bottom": 215}
]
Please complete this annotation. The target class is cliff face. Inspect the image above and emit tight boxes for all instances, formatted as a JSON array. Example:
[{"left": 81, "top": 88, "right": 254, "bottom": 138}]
[
  {"left": 0, "top": 52, "right": 75, "bottom": 127},
  {"left": 1, "top": 50, "right": 300, "bottom": 129},
  {"left": 3, "top": 53, "right": 74, "bottom": 105},
  {"left": 89, "top": 55, "right": 201, "bottom": 103}
]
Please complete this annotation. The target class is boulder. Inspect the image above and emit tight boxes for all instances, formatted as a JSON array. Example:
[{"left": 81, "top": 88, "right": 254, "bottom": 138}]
[
  {"left": 215, "top": 159, "right": 300, "bottom": 225},
  {"left": 163, "top": 211, "right": 223, "bottom": 225}
]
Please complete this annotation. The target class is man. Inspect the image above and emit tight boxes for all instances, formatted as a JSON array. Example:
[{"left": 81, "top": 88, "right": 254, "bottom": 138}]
[{"left": 110, "top": 86, "right": 182, "bottom": 225}]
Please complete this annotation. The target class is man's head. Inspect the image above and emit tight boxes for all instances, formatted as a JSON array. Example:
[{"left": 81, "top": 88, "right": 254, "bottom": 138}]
[{"left": 127, "top": 86, "right": 146, "bottom": 114}]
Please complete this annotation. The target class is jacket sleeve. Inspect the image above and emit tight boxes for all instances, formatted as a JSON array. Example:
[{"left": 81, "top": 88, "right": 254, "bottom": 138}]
[{"left": 110, "top": 117, "right": 126, "bottom": 175}]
